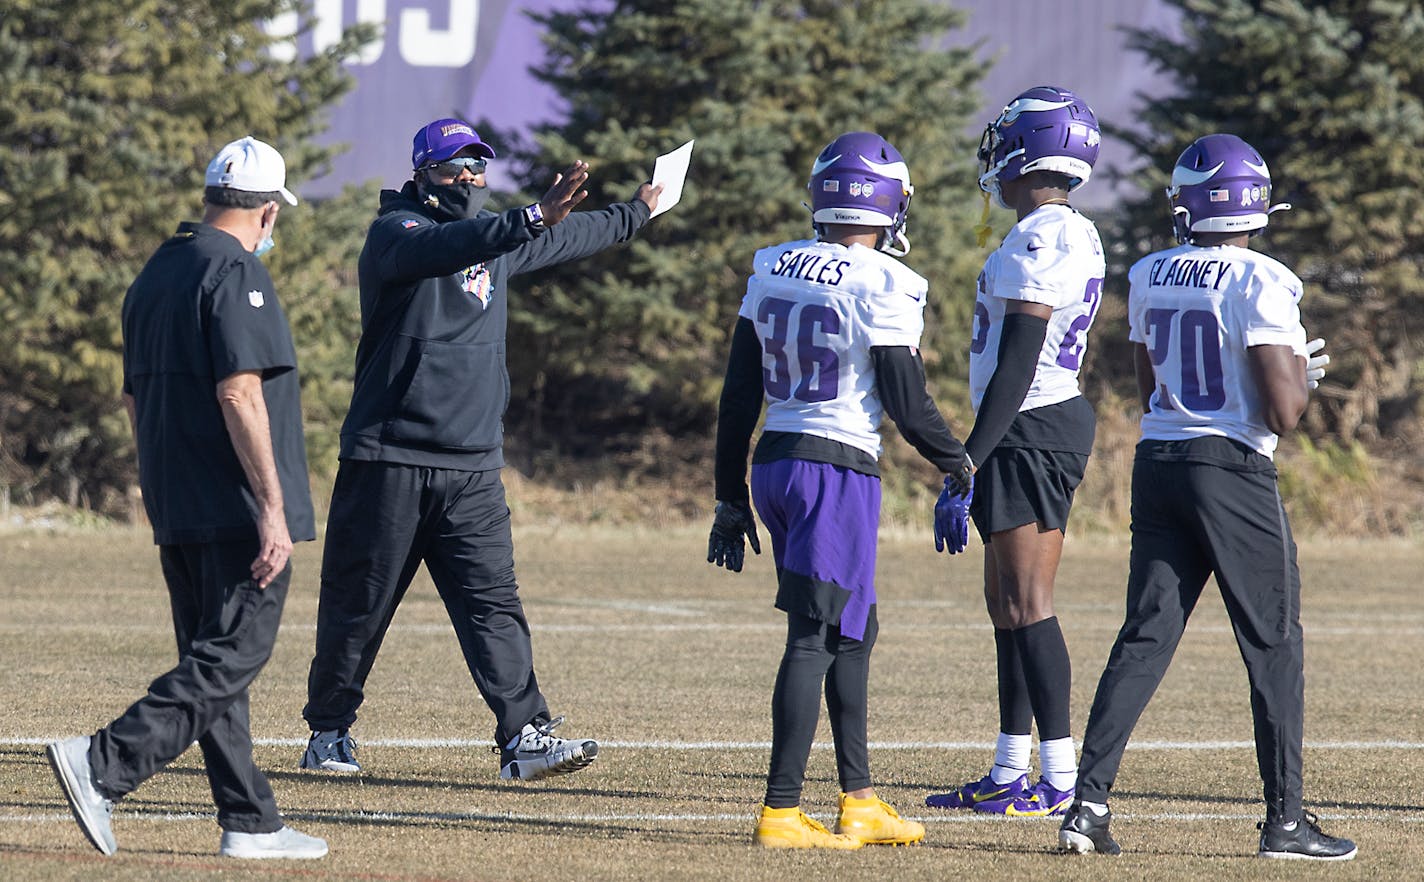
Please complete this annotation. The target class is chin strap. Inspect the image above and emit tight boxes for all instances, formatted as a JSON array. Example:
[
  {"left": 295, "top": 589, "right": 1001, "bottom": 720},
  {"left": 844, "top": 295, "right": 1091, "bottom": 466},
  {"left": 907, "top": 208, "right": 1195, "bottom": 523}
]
[
  {"left": 974, "top": 190, "right": 994, "bottom": 248},
  {"left": 881, "top": 227, "right": 911, "bottom": 257}
]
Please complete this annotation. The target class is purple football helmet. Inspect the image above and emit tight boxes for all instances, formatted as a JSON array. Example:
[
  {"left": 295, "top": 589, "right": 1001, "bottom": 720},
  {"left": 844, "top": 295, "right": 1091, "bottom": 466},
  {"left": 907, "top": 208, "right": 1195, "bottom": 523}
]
[
  {"left": 1167, "top": 133, "right": 1291, "bottom": 244},
  {"left": 808, "top": 131, "right": 914, "bottom": 255},
  {"left": 978, "top": 86, "right": 1100, "bottom": 208}
]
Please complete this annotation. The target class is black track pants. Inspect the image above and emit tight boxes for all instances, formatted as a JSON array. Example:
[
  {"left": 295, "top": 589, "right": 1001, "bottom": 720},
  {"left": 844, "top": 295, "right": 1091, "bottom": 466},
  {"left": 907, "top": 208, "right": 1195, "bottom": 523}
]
[
  {"left": 1076, "top": 451, "right": 1304, "bottom": 823},
  {"left": 90, "top": 539, "right": 288, "bottom": 834},
  {"left": 304, "top": 461, "right": 548, "bottom": 746}
]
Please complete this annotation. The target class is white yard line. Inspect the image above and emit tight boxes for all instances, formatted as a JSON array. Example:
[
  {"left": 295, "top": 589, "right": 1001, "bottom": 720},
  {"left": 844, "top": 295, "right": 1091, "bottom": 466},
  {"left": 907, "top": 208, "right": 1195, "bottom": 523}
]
[{"left": 6, "top": 737, "right": 1424, "bottom": 750}]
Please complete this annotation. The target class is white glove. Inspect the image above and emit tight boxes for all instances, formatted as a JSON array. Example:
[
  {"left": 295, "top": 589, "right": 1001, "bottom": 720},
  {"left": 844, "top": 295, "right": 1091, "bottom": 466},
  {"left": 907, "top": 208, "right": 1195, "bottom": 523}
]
[{"left": 1305, "top": 337, "right": 1329, "bottom": 390}]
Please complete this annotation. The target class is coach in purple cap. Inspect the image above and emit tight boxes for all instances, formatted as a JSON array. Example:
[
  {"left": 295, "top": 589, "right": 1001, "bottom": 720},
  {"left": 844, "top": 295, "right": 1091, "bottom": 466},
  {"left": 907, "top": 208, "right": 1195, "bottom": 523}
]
[{"left": 298, "top": 118, "right": 661, "bottom": 783}]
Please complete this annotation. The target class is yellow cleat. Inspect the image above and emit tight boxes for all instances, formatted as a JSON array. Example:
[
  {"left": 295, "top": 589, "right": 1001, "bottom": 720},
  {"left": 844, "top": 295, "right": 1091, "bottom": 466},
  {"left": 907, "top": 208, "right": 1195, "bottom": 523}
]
[
  {"left": 755, "top": 805, "right": 864, "bottom": 849},
  {"left": 834, "top": 793, "right": 926, "bottom": 845}
]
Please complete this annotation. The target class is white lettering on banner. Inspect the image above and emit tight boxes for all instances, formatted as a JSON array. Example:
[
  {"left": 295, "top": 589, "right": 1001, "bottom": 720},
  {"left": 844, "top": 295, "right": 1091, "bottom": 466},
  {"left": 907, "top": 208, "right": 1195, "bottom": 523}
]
[
  {"left": 265, "top": 10, "right": 299, "bottom": 62},
  {"left": 401, "top": 0, "right": 478, "bottom": 67},
  {"left": 262, "top": 1, "right": 479, "bottom": 68}
]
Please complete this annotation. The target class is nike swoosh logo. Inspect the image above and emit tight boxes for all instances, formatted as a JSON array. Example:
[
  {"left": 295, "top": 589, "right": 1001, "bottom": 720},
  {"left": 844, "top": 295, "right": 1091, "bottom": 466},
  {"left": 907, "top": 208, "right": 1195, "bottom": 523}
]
[
  {"left": 810, "top": 153, "right": 842, "bottom": 176},
  {"left": 1243, "top": 158, "right": 1270, "bottom": 177},
  {"left": 859, "top": 155, "right": 910, "bottom": 186},
  {"left": 1027, "top": 243, "right": 1043, "bottom": 251},
  {"left": 999, "top": 96, "right": 1073, "bottom": 124},
  {"left": 1172, "top": 161, "right": 1225, "bottom": 186}
]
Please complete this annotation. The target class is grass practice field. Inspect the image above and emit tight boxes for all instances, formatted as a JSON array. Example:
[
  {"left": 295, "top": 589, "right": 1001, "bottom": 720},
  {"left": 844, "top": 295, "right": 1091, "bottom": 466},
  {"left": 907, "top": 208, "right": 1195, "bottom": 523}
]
[{"left": 1, "top": 525, "right": 1421, "bottom": 881}]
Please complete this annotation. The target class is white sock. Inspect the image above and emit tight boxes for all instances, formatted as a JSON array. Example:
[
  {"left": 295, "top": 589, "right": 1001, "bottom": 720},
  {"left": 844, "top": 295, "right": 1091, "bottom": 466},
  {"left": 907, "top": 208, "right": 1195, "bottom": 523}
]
[
  {"left": 990, "top": 732, "right": 1032, "bottom": 784},
  {"left": 1039, "top": 736, "right": 1077, "bottom": 791},
  {"left": 1080, "top": 800, "right": 1108, "bottom": 816}
]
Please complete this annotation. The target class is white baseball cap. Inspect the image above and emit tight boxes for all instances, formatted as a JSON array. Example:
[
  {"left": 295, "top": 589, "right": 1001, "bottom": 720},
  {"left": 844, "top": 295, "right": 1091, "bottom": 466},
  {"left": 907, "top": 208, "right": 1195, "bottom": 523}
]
[{"left": 205, "top": 136, "right": 298, "bottom": 205}]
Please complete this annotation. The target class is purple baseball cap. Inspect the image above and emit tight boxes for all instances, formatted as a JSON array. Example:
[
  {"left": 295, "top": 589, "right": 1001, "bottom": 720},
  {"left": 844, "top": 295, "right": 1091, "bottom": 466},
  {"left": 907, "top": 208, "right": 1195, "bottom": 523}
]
[{"left": 411, "top": 118, "right": 497, "bottom": 169}]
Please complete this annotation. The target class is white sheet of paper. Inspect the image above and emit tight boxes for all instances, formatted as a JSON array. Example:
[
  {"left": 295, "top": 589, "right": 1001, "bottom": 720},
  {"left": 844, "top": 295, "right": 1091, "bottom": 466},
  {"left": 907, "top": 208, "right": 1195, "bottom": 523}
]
[{"left": 649, "top": 139, "right": 694, "bottom": 218}]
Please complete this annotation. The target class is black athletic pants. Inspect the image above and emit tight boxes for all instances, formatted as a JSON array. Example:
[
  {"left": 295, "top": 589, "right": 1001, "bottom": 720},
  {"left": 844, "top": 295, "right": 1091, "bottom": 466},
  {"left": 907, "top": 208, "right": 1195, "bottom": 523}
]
[
  {"left": 304, "top": 461, "right": 548, "bottom": 747},
  {"left": 1076, "top": 444, "right": 1305, "bottom": 824},
  {"left": 89, "top": 539, "right": 288, "bottom": 834},
  {"left": 764, "top": 608, "right": 878, "bottom": 808}
]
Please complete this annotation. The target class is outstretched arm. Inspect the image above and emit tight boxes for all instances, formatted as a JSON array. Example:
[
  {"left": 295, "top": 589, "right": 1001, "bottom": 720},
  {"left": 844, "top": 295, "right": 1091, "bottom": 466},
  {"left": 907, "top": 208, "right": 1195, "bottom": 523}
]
[{"left": 504, "top": 181, "right": 663, "bottom": 277}]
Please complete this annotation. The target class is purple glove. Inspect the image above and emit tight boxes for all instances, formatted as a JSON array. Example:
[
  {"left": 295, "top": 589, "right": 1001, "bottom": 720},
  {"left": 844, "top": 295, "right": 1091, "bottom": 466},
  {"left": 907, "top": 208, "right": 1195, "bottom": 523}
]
[{"left": 933, "top": 475, "right": 974, "bottom": 555}]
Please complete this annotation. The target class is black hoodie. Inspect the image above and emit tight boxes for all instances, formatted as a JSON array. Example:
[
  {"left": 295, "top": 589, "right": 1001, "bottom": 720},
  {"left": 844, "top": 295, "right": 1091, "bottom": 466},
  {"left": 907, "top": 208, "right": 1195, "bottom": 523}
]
[{"left": 339, "top": 180, "right": 651, "bottom": 471}]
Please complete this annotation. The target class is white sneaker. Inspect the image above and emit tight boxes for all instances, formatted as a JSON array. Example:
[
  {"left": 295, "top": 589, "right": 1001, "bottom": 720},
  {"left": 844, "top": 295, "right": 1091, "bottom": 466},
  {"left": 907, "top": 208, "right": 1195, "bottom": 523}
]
[
  {"left": 497, "top": 716, "right": 598, "bottom": 781},
  {"left": 45, "top": 736, "right": 116, "bottom": 856},
  {"left": 300, "top": 729, "right": 360, "bottom": 773},
  {"left": 219, "top": 825, "right": 328, "bottom": 859}
]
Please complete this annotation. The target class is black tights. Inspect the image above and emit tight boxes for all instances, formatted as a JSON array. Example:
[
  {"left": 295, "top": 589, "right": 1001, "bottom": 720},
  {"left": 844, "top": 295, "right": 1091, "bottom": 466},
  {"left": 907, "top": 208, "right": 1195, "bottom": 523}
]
[{"left": 763, "top": 608, "right": 878, "bottom": 808}]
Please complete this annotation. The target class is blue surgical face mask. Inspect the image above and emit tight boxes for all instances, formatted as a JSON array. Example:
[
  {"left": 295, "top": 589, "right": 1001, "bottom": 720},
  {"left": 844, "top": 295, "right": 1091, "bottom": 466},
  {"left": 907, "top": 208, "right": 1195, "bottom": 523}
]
[{"left": 253, "top": 205, "right": 277, "bottom": 257}]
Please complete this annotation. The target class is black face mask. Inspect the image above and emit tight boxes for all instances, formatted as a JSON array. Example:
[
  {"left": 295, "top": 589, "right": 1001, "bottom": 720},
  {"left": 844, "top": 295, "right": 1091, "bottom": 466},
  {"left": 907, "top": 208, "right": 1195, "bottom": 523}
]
[{"left": 418, "top": 180, "right": 491, "bottom": 221}]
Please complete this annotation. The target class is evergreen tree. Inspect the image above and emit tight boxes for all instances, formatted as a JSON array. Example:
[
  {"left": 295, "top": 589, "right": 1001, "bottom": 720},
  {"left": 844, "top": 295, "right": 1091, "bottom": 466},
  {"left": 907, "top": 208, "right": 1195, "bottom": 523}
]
[
  {"left": 0, "top": 0, "right": 374, "bottom": 511},
  {"left": 1120, "top": 0, "right": 1424, "bottom": 443},
  {"left": 492, "top": 0, "right": 988, "bottom": 481}
]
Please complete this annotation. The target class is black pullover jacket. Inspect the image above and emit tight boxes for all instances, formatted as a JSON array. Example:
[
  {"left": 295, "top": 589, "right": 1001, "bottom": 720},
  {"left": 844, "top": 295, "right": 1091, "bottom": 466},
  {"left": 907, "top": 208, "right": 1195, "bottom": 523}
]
[{"left": 339, "top": 180, "right": 651, "bottom": 471}]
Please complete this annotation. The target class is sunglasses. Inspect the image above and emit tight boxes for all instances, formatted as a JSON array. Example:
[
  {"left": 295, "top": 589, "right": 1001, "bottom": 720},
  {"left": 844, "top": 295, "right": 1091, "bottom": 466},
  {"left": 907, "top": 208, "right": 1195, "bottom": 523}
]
[{"left": 425, "top": 156, "right": 488, "bottom": 177}]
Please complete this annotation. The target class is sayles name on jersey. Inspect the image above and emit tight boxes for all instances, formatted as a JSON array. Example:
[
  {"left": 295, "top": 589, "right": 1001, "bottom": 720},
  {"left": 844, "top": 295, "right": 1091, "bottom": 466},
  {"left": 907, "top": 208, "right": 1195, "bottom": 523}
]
[{"left": 771, "top": 248, "right": 851, "bottom": 287}]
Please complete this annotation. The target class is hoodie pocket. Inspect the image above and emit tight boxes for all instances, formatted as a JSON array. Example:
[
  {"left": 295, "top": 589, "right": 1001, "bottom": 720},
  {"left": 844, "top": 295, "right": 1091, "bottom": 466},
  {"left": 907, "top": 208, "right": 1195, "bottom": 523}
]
[{"left": 381, "top": 338, "right": 509, "bottom": 450}]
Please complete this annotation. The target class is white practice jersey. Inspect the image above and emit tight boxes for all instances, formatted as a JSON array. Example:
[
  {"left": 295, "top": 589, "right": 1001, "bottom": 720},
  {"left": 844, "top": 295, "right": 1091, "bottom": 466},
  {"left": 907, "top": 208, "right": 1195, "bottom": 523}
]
[
  {"left": 1128, "top": 243, "right": 1308, "bottom": 458},
  {"left": 969, "top": 204, "right": 1105, "bottom": 413},
  {"left": 739, "top": 238, "right": 928, "bottom": 459}
]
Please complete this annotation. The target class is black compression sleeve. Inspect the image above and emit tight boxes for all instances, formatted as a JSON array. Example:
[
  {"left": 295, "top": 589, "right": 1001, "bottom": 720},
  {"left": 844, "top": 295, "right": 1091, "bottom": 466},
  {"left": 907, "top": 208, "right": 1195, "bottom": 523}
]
[
  {"left": 963, "top": 311, "right": 1049, "bottom": 466},
  {"left": 714, "top": 318, "right": 765, "bottom": 502},
  {"left": 870, "top": 346, "right": 968, "bottom": 474}
]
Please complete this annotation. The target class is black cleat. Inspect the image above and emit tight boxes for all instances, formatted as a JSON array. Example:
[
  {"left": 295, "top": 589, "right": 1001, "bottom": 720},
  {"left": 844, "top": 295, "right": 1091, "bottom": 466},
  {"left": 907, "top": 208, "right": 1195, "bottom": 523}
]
[
  {"left": 1058, "top": 800, "right": 1121, "bottom": 856},
  {"left": 1257, "top": 811, "right": 1356, "bottom": 861}
]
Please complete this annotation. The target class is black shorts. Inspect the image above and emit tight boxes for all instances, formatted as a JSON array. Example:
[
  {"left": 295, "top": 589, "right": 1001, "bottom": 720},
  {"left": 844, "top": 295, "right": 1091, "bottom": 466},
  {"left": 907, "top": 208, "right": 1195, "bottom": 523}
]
[{"left": 969, "top": 446, "right": 1089, "bottom": 541}]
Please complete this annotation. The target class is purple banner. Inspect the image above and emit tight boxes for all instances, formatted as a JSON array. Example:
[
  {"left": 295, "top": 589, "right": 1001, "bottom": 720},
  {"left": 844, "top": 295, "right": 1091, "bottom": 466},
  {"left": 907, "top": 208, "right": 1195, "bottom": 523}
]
[
  {"left": 273, "top": 1, "right": 1178, "bottom": 204},
  {"left": 267, "top": 0, "right": 576, "bottom": 196}
]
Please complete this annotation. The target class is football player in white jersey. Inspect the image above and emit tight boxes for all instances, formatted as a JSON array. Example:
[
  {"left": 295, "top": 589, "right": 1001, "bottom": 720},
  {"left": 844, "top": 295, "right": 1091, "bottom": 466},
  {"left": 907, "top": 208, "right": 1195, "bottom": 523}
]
[
  {"left": 1058, "top": 134, "right": 1355, "bottom": 860},
  {"left": 927, "top": 86, "right": 1104, "bottom": 818},
  {"left": 708, "top": 132, "right": 973, "bottom": 849}
]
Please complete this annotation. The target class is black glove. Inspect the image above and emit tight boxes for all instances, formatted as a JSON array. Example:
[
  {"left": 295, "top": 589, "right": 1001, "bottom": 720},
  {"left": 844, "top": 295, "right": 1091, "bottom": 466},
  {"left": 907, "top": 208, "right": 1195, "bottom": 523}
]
[
  {"left": 944, "top": 451, "right": 974, "bottom": 497},
  {"left": 707, "top": 500, "right": 762, "bottom": 572}
]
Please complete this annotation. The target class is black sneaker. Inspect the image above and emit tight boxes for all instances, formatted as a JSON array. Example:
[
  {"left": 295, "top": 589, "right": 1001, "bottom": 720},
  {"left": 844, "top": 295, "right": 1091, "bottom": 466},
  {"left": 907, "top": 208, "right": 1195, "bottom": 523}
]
[
  {"left": 1257, "top": 811, "right": 1357, "bottom": 861},
  {"left": 1058, "top": 800, "right": 1121, "bottom": 856}
]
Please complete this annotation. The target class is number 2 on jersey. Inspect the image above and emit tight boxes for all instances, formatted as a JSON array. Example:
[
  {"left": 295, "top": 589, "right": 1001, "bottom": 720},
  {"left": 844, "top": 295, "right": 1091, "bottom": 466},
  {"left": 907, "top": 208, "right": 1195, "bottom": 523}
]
[
  {"left": 757, "top": 296, "right": 840, "bottom": 402},
  {"left": 1055, "top": 277, "right": 1103, "bottom": 370},
  {"left": 969, "top": 277, "right": 1103, "bottom": 369}
]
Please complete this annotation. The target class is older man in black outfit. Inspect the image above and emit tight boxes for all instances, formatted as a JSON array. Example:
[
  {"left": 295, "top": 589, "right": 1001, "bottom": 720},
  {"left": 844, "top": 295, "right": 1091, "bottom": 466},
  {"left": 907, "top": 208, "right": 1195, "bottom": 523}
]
[
  {"left": 300, "top": 119, "right": 660, "bottom": 781},
  {"left": 46, "top": 136, "right": 326, "bottom": 860}
]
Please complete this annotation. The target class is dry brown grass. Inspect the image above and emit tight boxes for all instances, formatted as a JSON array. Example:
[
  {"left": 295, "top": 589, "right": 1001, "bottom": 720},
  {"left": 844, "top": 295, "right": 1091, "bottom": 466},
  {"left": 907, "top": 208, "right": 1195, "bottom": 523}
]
[{"left": 1, "top": 525, "right": 1421, "bottom": 881}]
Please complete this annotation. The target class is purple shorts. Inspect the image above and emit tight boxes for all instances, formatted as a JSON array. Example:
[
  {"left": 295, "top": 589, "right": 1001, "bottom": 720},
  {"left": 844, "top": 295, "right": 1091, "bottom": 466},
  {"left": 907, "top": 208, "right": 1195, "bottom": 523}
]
[{"left": 750, "top": 458, "right": 880, "bottom": 641}]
